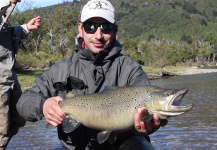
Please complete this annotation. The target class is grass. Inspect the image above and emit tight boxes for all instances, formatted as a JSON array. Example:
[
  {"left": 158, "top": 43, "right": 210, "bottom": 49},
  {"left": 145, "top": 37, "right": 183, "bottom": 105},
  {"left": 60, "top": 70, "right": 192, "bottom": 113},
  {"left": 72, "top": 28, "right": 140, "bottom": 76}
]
[
  {"left": 17, "top": 70, "right": 45, "bottom": 90},
  {"left": 142, "top": 66, "right": 163, "bottom": 76}
]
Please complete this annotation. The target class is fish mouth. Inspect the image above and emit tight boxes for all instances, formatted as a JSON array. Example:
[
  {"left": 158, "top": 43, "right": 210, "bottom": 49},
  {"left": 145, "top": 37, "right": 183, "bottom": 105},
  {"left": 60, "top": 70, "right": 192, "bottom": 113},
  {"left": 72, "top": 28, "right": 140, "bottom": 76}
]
[{"left": 159, "top": 88, "right": 193, "bottom": 118}]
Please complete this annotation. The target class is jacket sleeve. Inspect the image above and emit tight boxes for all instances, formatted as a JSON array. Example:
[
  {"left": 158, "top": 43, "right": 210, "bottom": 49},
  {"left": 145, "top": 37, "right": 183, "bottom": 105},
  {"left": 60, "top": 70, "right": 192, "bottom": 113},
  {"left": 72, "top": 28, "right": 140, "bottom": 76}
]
[
  {"left": 119, "top": 56, "right": 150, "bottom": 86},
  {"left": 128, "top": 63, "right": 150, "bottom": 86},
  {"left": 16, "top": 60, "right": 71, "bottom": 121},
  {"left": 14, "top": 25, "right": 30, "bottom": 39},
  {"left": 16, "top": 71, "right": 56, "bottom": 122},
  {"left": 12, "top": 25, "right": 30, "bottom": 52}
]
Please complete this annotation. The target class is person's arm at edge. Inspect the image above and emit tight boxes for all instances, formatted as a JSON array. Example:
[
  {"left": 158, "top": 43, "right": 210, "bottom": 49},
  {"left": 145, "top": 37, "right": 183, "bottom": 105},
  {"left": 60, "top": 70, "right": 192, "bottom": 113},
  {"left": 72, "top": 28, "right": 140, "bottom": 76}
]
[{"left": 14, "top": 16, "right": 41, "bottom": 39}]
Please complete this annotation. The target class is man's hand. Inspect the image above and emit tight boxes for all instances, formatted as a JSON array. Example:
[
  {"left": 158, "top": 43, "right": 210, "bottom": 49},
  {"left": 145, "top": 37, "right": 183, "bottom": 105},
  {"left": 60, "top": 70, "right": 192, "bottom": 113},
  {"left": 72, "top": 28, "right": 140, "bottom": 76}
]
[
  {"left": 134, "top": 107, "right": 161, "bottom": 133},
  {"left": 43, "top": 96, "right": 65, "bottom": 127},
  {"left": 26, "top": 16, "right": 41, "bottom": 31}
]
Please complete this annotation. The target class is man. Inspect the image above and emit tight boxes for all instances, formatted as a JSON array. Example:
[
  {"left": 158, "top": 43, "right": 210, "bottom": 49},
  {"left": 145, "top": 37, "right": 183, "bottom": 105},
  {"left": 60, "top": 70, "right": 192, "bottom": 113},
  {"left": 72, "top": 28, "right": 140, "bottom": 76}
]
[
  {"left": 17, "top": 0, "right": 162, "bottom": 149},
  {"left": 0, "top": 0, "right": 41, "bottom": 149}
]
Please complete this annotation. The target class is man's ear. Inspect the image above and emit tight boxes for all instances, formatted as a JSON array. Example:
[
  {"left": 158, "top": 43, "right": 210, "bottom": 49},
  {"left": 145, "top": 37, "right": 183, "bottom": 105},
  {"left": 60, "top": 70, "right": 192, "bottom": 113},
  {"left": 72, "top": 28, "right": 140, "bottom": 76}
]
[{"left": 78, "top": 23, "right": 83, "bottom": 37}]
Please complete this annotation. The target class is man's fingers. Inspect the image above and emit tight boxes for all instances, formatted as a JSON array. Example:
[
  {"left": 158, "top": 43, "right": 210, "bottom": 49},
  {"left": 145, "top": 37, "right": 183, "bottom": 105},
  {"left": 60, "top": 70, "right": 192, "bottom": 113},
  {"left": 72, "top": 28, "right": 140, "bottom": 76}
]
[
  {"left": 153, "top": 114, "right": 160, "bottom": 127},
  {"left": 45, "top": 110, "right": 63, "bottom": 127},
  {"left": 47, "top": 120, "right": 59, "bottom": 127},
  {"left": 46, "top": 109, "right": 63, "bottom": 122},
  {"left": 139, "top": 121, "right": 147, "bottom": 133},
  {"left": 134, "top": 107, "right": 162, "bottom": 134},
  {"left": 134, "top": 109, "right": 141, "bottom": 131},
  {"left": 43, "top": 96, "right": 65, "bottom": 127},
  {"left": 140, "top": 107, "right": 153, "bottom": 132},
  {"left": 27, "top": 16, "right": 41, "bottom": 30},
  {"left": 134, "top": 108, "right": 148, "bottom": 133}
]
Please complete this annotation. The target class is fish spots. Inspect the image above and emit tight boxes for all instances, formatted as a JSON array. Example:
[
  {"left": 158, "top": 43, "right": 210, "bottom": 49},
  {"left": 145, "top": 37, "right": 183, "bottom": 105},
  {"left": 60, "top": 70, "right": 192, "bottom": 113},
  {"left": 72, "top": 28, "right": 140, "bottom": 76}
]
[
  {"left": 102, "top": 97, "right": 108, "bottom": 100},
  {"left": 131, "top": 97, "right": 136, "bottom": 101},
  {"left": 112, "top": 109, "right": 124, "bottom": 115}
]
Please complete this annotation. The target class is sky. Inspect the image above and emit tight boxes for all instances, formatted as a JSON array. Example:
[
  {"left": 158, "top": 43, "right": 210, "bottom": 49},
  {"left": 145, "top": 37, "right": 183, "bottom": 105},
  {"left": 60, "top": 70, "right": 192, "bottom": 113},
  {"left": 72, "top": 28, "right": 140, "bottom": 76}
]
[
  {"left": 34, "top": 0, "right": 74, "bottom": 8},
  {"left": 18, "top": 0, "right": 75, "bottom": 10}
]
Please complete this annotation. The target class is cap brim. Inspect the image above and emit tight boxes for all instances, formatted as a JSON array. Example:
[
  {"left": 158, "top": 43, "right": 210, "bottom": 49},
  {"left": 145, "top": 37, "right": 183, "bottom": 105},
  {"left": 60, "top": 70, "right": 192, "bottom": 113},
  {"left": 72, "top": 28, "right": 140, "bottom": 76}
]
[{"left": 81, "top": 9, "right": 115, "bottom": 23}]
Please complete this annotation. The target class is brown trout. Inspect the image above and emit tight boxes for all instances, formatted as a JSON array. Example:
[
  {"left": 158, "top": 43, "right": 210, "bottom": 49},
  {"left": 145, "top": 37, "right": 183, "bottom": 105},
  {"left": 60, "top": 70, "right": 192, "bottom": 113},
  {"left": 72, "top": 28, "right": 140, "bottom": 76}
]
[{"left": 59, "top": 85, "right": 193, "bottom": 144}]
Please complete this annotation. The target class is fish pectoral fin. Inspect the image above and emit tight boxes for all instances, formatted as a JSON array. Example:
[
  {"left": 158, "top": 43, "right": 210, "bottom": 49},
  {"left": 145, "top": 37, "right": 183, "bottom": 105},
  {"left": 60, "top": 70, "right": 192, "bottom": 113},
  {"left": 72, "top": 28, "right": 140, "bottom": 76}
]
[
  {"left": 140, "top": 110, "right": 153, "bottom": 121},
  {"left": 106, "top": 131, "right": 117, "bottom": 144},
  {"left": 97, "top": 131, "right": 116, "bottom": 144},
  {"left": 62, "top": 115, "right": 81, "bottom": 133},
  {"left": 160, "top": 119, "right": 168, "bottom": 127}
]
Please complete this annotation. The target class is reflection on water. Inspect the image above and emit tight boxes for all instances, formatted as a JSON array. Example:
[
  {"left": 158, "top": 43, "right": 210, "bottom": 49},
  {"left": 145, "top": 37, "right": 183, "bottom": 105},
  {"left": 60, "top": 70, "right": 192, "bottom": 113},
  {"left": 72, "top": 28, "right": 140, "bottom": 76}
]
[{"left": 7, "top": 73, "right": 217, "bottom": 149}]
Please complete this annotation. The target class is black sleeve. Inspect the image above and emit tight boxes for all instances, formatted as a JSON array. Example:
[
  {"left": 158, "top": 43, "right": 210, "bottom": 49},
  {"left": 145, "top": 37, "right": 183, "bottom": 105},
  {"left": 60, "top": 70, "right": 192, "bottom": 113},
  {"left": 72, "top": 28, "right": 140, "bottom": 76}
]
[{"left": 16, "top": 60, "right": 71, "bottom": 121}]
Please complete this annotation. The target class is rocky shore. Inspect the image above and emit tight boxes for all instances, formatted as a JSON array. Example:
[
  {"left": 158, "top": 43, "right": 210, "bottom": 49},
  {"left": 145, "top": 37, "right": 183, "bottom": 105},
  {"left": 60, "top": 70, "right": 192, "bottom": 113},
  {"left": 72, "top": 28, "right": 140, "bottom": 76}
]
[
  {"left": 174, "top": 67, "right": 217, "bottom": 75},
  {"left": 148, "top": 66, "right": 217, "bottom": 79}
]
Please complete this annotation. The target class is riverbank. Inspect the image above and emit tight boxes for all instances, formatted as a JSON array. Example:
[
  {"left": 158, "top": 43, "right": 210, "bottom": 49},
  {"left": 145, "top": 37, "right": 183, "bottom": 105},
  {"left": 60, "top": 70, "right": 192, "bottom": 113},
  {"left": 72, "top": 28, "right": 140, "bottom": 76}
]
[
  {"left": 173, "top": 67, "right": 217, "bottom": 75},
  {"left": 143, "top": 66, "right": 217, "bottom": 79}
]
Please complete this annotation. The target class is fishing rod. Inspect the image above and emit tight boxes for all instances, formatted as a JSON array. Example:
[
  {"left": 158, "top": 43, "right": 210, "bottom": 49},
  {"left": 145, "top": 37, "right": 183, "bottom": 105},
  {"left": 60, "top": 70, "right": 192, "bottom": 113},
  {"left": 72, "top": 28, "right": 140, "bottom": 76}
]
[{"left": 0, "top": 2, "right": 17, "bottom": 32}]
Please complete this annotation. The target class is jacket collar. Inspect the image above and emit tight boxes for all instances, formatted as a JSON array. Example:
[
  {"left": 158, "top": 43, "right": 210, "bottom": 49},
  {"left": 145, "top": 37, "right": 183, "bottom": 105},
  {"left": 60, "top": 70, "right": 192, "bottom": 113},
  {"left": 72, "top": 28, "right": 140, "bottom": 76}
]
[{"left": 75, "top": 34, "right": 122, "bottom": 64}]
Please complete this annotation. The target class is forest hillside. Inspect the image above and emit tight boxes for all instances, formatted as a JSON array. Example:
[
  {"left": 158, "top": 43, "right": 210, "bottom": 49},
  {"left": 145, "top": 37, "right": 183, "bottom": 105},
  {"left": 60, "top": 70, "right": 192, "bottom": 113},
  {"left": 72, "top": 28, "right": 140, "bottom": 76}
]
[{"left": 10, "top": 0, "right": 217, "bottom": 69}]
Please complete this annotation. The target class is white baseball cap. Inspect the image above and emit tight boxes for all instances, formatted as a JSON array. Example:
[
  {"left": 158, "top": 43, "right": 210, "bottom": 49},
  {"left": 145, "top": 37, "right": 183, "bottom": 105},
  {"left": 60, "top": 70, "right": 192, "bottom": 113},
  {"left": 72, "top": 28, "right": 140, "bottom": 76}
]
[{"left": 80, "top": 0, "right": 116, "bottom": 24}]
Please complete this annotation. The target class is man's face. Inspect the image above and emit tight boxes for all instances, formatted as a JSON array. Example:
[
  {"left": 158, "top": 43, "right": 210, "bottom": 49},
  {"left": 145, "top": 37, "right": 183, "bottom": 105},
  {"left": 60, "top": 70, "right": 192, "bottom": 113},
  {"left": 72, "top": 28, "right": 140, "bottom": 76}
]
[
  {"left": 78, "top": 17, "right": 117, "bottom": 54},
  {"left": 10, "top": 0, "right": 21, "bottom": 3}
]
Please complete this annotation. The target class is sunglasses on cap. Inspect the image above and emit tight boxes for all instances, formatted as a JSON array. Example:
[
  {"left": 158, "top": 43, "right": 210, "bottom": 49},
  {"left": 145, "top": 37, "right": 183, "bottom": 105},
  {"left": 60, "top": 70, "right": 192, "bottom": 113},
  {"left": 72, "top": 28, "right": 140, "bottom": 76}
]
[{"left": 82, "top": 22, "right": 115, "bottom": 34}]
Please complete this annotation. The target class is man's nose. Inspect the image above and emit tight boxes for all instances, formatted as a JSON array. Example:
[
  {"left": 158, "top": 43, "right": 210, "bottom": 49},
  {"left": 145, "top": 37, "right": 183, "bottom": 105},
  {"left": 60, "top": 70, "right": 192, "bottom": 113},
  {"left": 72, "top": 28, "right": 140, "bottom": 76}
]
[{"left": 94, "top": 27, "right": 103, "bottom": 39}]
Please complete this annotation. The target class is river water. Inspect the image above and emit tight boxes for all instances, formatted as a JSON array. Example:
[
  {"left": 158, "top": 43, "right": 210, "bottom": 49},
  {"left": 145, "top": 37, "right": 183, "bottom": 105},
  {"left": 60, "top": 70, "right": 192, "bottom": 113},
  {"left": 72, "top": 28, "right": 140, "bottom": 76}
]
[
  {"left": 149, "top": 72, "right": 217, "bottom": 150},
  {"left": 7, "top": 73, "right": 217, "bottom": 150}
]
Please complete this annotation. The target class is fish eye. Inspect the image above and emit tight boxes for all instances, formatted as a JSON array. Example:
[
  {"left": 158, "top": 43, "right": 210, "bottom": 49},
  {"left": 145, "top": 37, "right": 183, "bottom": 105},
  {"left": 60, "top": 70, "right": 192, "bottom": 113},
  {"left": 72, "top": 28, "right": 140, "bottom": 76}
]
[{"left": 165, "top": 91, "right": 171, "bottom": 96}]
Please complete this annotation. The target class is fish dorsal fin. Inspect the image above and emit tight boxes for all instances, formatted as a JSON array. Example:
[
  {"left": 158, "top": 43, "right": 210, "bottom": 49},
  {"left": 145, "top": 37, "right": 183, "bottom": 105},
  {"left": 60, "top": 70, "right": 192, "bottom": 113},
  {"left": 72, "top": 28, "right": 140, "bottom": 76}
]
[
  {"left": 97, "top": 131, "right": 116, "bottom": 144},
  {"left": 65, "top": 92, "right": 75, "bottom": 99},
  {"left": 62, "top": 115, "right": 81, "bottom": 133}
]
